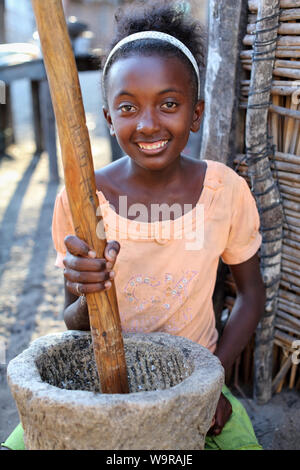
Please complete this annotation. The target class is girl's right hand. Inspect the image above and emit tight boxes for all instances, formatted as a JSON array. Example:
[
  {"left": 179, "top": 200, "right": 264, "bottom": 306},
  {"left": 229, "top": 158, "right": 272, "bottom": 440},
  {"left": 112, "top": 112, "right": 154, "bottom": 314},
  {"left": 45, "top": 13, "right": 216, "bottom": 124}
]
[{"left": 63, "top": 235, "right": 120, "bottom": 296}]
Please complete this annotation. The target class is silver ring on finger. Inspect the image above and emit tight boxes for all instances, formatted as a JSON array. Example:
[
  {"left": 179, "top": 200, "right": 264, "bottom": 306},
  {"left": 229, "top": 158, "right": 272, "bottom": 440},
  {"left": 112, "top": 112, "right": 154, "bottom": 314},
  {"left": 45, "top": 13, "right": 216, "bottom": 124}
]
[{"left": 75, "top": 283, "right": 81, "bottom": 296}]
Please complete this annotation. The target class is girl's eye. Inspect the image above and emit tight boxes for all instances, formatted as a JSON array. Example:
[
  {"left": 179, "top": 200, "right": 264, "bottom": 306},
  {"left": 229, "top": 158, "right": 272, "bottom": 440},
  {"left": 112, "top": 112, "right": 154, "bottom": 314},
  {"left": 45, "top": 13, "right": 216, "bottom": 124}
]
[
  {"left": 161, "top": 102, "right": 178, "bottom": 110},
  {"left": 120, "top": 104, "right": 135, "bottom": 113}
]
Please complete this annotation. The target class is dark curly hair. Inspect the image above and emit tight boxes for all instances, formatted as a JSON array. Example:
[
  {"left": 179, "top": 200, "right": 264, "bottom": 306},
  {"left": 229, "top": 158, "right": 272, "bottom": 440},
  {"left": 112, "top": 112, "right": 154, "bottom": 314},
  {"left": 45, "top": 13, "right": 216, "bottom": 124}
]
[{"left": 101, "top": 0, "right": 207, "bottom": 103}]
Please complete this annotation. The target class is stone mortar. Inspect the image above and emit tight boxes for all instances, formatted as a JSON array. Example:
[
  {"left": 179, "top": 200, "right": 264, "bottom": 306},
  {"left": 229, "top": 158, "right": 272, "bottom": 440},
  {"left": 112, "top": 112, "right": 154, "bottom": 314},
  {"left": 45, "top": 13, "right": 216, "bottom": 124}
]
[{"left": 7, "top": 331, "right": 224, "bottom": 450}]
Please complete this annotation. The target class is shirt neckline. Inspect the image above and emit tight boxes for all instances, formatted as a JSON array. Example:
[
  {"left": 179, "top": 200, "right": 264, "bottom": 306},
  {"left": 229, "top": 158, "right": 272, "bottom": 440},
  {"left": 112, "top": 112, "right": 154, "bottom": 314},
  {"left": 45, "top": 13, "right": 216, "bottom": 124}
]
[{"left": 96, "top": 159, "right": 211, "bottom": 229}]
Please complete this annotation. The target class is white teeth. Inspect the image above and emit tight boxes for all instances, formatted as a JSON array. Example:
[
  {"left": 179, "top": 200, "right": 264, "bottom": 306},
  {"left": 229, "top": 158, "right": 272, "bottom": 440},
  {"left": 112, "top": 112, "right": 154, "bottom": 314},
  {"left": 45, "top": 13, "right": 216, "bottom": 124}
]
[{"left": 138, "top": 140, "right": 168, "bottom": 150}]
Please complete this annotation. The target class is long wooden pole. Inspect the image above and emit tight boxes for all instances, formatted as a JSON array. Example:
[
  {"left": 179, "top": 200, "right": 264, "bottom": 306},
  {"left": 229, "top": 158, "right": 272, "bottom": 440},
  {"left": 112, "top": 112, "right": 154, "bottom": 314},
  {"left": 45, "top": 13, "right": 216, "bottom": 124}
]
[{"left": 31, "top": 0, "right": 129, "bottom": 394}]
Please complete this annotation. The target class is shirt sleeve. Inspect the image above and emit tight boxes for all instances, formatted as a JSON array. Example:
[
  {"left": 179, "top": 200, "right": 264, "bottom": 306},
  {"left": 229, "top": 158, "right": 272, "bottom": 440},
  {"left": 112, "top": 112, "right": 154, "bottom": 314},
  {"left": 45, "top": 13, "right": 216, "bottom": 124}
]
[
  {"left": 221, "top": 175, "right": 262, "bottom": 265},
  {"left": 51, "top": 188, "right": 75, "bottom": 268}
]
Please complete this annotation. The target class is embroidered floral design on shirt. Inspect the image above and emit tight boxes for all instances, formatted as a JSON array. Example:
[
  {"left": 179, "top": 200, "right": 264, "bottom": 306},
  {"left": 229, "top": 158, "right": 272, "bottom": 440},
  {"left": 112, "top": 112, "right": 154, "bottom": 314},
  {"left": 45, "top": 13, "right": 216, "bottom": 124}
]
[{"left": 123, "top": 271, "right": 199, "bottom": 318}]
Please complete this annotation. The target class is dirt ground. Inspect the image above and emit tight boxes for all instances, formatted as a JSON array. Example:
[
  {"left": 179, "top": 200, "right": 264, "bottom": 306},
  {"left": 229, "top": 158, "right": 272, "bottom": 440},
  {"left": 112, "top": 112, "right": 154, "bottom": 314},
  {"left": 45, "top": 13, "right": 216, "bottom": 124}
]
[{"left": 0, "top": 70, "right": 300, "bottom": 451}]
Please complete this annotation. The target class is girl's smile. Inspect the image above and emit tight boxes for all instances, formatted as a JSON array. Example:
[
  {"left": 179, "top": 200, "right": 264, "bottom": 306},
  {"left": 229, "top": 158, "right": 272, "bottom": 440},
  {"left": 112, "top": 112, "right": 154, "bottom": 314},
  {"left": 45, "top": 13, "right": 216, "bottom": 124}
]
[
  {"left": 136, "top": 139, "right": 169, "bottom": 154},
  {"left": 103, "top": 54, "right": 203, "bottom": 171}
]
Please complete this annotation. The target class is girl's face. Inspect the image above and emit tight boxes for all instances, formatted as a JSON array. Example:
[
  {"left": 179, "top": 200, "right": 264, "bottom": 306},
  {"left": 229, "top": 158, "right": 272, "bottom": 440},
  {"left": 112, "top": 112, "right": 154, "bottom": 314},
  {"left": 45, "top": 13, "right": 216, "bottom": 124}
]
[{"left": 103, "top": 54, "right": 204, "bottom": 171}]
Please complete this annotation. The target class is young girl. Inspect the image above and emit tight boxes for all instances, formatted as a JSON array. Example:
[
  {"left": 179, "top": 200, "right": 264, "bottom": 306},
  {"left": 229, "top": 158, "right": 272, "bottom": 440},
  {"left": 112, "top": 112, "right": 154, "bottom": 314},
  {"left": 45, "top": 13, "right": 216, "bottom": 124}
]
[{"left": 3, "top": 1, "right": 265, "bottom": 451}]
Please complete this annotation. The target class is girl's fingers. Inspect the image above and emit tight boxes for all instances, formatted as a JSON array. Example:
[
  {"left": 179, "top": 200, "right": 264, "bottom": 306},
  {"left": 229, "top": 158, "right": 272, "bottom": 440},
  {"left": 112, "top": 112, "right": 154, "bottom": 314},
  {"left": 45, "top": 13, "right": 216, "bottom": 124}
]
[
  {"left": 64, "top": 235, "right": 96, "bottom": 258},
  {"left": 66, "top": 280, "right": 111, "bottom": 296},
  {"left": 64, "top": 237, "right": 120, "bottom": 272},
  {"left": 66, "top": 279, "right": 113, "bottom": 296},
  {"left": 63, "top": 251, "right": 106, "bottom": 272},
  {"left": 104, "top": 240, "right": 120, "bottom": 270},
  {"left": 64, "top": 267, "right": 111, "bottom": 284}
]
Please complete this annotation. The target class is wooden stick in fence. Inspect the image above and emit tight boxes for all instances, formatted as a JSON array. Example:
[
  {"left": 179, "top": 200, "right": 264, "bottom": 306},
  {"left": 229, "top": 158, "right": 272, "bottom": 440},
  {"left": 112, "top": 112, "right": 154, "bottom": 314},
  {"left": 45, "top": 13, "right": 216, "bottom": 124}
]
[
  {"left": 273, "top": 67, "right": 300, "bottom": 80},
  {"left": 283, "top": 244, "right": 300, "bottom": 262},
  {"left": 285, "top": 208, "right": 300, "bottom": 219},
  {"left": 240, "top": 52, "right": 300, "bottom": 62},
  {"left": 276, "top": 60, "right": 300, "bottom": 69},
  {"left": 278, "top": 303, "right": 300, "bottom": 319},
  {"left": 282, "top": 200, "right": 300, "bottom": 212},
  {"left": 284, "top": 210, "right": 300, "bottom": 222},
  {"left": 282, "top": 267, "right": 300, "bottom": 284},
  {"left": 242, "top": 83, "right": 300, "bottom": 96},
  {"left": 275, "top": 150, "right": 300, "bottom": 164},
  {"left": 276, "top": 321, "right": 300, "bottom": 337},
  {"left": 272, "top": 353, "right": 292, "bottom": 393},
  {"left": 282, "top": 258, "right": 300, "bottom": 274},
  {"left": 277, "top": 45, "right": 300, "bottom": 49},
  {"left": 276, "top": 50, "right": 300, "bottom": 58},
  {"left": 248, "top": 22, "right": 300, "bottom": 35},
  {"left": 271, "top": 95, "right": 280, "bottom": 151},
  {"left": 285, "top": 215, "right": 300, "bottom": 229},
  {"left": 296, "top": 131, "right": 300, "bottom": 155},
  {"left": 282, "top": 271, "right": 300, "bottom": 288},
  {"left": 283, "top": 96, "right": 291, "bottom": 152},
  {"left": 284, "top": 226, "right": 300, "bottom": 239},
  {"left": 274, "top": 339, "right": 293, "bottom": 351},
  {"left": 284, "top": 240, "right": 300, "bottom": 258},
  {"left": 269, "top": 103, "right": 300, "bottom": 120},
  {"left": 284, "top": 236, "right": 300, "bottom": 250},
  {"left": 280, "top": 184, "right": 300, "bottom": 199},
  {"left": 242, "top": 79, "right": 300, "bottom": 86},
  {"left": 275, "top": 329, "right": 296, "bottom": 348},
  {"left": 271, "top": 169, "right": 300, "bottom": 184},
  {"left": 270, "top": 159, "right": 300, "bottom": 173},
  {"left": 287, "top": 91, "right": 300, "bottom": 153},
  {"left": 289, "top": 363, "right": 298, "bottom": 388},
  {"left": 241, "top": 49, "right": 300, "bottom": 60},
  {"left": 242, "top": 58, "right": 300, "bottom": 70},
  {"left": 279, "top": 288, "right": 300, "bottom": 306},
  {"left": 277, "top": 310, "right": 300, "bottom": 330},
  {"left": 244, "top": 35, "right": 300, "bottom": 47},
  {"left": 283, "top": 263, "right": 300, "bottom": 277},
  {"left": 249, "top": 0, "right": 300, "bottom": 11},
  {"left": 281, "top": 279, "right": 300, "bottom": 294},
  {"left": 241, "top": 101, "right": 300, "bottom": 121},
  {"left": 280, "top": 7, "right": 300, "bottom": 20},
  {"left": 31, "top": 0, "right": 129, "bottom": 394}
]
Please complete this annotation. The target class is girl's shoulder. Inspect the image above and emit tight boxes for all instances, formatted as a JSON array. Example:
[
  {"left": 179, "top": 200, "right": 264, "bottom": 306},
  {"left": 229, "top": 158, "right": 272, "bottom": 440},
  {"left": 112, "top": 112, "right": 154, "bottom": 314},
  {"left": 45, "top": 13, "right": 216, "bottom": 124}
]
[
  {"left": 95, "top": 156, "right": 129, "bottom": 194},
  {"left": 205, "top": 160, "right": 246, "bottom": 192},
  {"left": 205, "top": 159, "right": 241, "bottom": 182},
  {"left": 203, "top": 160, "right": 252, "bottom": 209}
]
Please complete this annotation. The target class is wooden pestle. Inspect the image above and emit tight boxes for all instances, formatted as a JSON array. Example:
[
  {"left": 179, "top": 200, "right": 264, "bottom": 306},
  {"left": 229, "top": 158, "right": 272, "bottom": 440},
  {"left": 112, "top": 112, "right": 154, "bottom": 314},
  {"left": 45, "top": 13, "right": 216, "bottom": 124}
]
[{"left": 31, "top": 0, "right": 129, "bottom": 394}]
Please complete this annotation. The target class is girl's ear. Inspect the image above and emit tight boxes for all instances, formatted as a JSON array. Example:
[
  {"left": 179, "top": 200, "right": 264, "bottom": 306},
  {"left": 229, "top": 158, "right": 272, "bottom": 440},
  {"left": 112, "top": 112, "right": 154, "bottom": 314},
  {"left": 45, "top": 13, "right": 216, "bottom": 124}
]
[
  {"left": 190, "top": 100, "right": 205, "bottom": 133},
  {"left": 103, "top": 106, "right": 115, "bottom": 136}
]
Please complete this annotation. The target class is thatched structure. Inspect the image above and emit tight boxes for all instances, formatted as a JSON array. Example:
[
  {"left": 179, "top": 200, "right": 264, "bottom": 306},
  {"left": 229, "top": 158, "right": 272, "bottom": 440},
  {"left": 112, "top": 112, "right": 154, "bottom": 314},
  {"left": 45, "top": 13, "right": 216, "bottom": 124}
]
[{"left": 203, "top": 0, "right": 300, "bottom": 403}]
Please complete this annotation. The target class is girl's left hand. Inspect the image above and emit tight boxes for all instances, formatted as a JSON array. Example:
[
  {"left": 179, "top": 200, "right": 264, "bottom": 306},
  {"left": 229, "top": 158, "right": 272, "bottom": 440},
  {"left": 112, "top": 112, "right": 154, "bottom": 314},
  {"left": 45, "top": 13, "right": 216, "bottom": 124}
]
[{"left": 207, "top": 392, "right": 232, "bottom": 436}]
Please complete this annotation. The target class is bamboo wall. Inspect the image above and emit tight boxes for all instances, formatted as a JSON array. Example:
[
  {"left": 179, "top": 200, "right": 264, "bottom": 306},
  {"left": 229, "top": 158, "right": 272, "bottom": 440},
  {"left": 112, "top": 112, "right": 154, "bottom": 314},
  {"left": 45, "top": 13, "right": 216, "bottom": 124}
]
[{"left": 225, "top": 0, "right": 300, "bottom": 395}]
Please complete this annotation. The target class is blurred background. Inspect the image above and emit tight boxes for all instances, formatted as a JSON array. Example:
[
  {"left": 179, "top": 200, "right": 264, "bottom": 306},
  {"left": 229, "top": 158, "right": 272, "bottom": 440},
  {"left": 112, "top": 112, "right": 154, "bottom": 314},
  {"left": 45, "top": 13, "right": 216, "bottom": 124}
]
[{"left": 1, "top": 0, "right": 208, "bottom": 163}]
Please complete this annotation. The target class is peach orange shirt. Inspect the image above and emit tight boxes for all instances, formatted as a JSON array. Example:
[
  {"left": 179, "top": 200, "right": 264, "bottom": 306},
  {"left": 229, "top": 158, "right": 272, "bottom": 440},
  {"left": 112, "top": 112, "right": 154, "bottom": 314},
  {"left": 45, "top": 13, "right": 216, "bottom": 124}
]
[{"left": 52, "top": 160, "right": 262, "bottom": 353}]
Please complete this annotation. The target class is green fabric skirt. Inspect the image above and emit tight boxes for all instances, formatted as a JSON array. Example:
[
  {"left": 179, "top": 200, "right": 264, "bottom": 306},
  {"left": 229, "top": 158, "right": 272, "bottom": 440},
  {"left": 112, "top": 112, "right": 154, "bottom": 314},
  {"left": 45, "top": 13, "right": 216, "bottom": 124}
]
[{"left": 2, "top": 385, "right": 262, "bottom": 451}]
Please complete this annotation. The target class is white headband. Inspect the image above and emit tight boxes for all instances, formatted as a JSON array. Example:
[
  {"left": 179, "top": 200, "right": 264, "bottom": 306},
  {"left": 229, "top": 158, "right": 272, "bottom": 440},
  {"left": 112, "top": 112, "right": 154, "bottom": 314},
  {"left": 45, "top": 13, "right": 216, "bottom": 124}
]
[{"left": 102, "top": 31, "right": 201, "bottom": 99}]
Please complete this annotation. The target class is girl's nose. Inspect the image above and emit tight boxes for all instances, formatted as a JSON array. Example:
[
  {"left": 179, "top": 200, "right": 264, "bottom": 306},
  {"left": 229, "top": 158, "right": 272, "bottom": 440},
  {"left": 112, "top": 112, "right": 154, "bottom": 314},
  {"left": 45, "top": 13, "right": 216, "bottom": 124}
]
[{"left": 136, "top": 108, "right": 160, "bottom": 134}]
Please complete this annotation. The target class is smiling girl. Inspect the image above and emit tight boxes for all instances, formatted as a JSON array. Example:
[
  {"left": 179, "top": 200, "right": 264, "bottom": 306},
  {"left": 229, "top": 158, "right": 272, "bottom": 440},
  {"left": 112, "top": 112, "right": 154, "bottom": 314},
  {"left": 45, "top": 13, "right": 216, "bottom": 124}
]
[{"left": 2, "top": 0, "right": 265, "bottom": 451}]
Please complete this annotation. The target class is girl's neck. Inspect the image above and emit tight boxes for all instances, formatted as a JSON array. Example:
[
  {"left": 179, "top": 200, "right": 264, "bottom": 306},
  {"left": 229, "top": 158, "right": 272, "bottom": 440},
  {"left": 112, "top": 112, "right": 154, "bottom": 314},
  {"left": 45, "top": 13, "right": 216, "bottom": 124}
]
[{"left": 127, "top": 154, "right": 185, "bottom": 190}]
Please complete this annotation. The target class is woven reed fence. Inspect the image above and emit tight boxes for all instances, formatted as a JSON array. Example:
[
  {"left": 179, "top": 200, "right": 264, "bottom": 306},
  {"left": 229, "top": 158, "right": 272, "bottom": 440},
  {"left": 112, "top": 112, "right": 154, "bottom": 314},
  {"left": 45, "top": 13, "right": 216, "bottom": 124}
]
[{"left": 225, "top": 0, "right": 300, "bottom": 395}]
